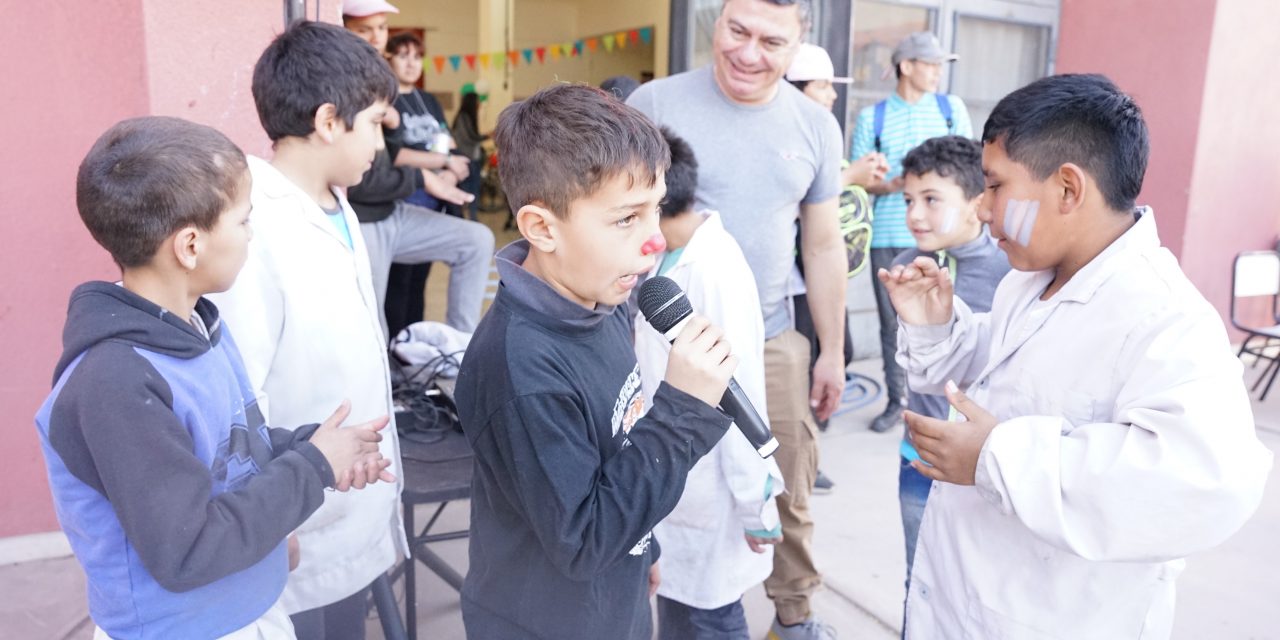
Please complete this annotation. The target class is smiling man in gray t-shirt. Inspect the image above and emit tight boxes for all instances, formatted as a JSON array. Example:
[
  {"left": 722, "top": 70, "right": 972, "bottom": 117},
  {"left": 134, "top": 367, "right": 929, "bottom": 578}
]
[{"left": 628, "top": 1, "right": 845, "bottom": 637}]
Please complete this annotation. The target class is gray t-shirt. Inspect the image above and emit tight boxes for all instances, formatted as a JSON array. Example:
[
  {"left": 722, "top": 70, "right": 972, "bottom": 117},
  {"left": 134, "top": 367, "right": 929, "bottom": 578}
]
[{"left": 629, "top": 66, "right": 843, "bottom": 338}]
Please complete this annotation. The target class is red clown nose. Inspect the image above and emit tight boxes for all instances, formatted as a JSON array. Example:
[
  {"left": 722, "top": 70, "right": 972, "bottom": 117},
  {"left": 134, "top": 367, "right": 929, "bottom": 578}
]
[{"left": 641, "top": 233, "right": 667, "bottom": 256}]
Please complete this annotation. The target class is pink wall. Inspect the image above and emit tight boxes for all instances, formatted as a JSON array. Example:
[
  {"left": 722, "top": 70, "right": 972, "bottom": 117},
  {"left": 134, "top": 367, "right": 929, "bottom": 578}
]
[
  {"left": 0, "top": 0, "right": 149, "bottom": 538},
  {"left": 1056, "top": 0, "right": 1280, "bottom": 337},
  {"left": 0, "top": 1, "right": 340, "bottom": 539},
  {"left": 1055, "top": 0, "right": 1218, "bottom": 261},
  {"left": 1179, "top": 0, "right": 1280, "bottom": 329}
]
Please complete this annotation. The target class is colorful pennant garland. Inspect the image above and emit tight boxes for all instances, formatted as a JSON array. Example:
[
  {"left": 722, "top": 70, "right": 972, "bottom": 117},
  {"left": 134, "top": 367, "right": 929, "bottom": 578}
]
[{"left": 425, "top": 26, "right": 653, "bottom": 75}]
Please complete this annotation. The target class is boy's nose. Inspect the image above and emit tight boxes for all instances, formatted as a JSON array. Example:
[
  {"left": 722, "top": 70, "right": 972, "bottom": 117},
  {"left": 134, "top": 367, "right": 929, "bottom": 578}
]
[{"left": 640, "top": 233, "right": 667, "bottom": 256}]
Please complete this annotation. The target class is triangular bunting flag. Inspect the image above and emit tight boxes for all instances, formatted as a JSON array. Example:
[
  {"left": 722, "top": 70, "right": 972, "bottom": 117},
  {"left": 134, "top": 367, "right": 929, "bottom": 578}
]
[
  {"left": 464, "top": 54, "right": 477, "bottom": 70},
  {"left": 492, "top": 52, "right": 504, "bottom": 70},
  {"left": 535, "top": 47, "right": 546, "bottom": 63},
  {"left": 549, "top": 44, "right": 560, "bottom": 60},
  {"left": 448, "top": 55, "right": 461, "bottom": 71},
  {"left": 433, "top": 56, "right": 446, "bottom": 74},
  {"left": 563, "top": 42, "right": 574, "bottom": 57},
  {"left": 616, "top": 31, "right": 628, "bottom": 49},
  {"left": 479, "top": 53, "right": 490, "bottom": 69},
  {"left": 586, "top": 38, "right": 599, "bottom": 53},
  {"left": 573, "top": 40, "right": 584, "bottom": 57},
  {"left": 603, "top": 34, "right": 615, "bottom": 52},
  {"left": 509, "top": 50, "right": 521, "bottom": 66},
  {"left": 640, "top": 27, "right": 653, "bottom": 44},
  {"left": 522, "top": 49, "right": 533, "bottom": 64},
  {"left": 628, "top": 30, "right": 640, "bottom": 45}
]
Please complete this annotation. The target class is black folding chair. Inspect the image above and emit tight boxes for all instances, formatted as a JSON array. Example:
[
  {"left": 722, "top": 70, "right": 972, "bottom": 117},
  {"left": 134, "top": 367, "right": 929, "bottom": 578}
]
[{"left": 1231, "top": 250, "right": 1280, "bottom": 399}]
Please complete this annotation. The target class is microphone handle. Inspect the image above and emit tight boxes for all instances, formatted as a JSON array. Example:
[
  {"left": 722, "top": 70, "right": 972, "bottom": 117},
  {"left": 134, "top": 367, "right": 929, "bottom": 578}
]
[{"left": 719, "top": 378, "right": 779, "bottom": 458}]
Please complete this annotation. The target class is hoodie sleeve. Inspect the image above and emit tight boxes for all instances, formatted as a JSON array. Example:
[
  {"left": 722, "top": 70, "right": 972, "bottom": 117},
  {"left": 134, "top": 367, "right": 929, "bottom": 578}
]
[
  {"left": 347, "top": 148, "right": 421, "bottom": 207},
  {"left": 46, "top": 344, "right": 332, "bottom": 593},
  {"left": 480, "top": 383, "right": 730, "bottom": 581}
]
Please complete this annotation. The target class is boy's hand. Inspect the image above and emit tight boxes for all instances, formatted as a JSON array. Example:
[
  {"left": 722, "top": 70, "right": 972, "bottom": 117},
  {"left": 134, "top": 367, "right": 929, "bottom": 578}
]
[
  {"left": 664, "top": 315, "right": 737, "bottom": 408},
  {"left": 445, "top": 154, "right": 471, "bottom": 180},
  {"left": 333, "top": 455, "right": 396, "bottom": 492},
  {"left": 907, "top": 381, "right": 999, "bottom": 485},
  {"left": 309, "top": 400, "right": 390, "bottom": 489},
  {"left": 648, "top": 563, "right": 661, "bottom": 598},
  {"left": 744, "top": 532, "right": 783, "bottom": 553},
  {"left": 877, "top": 255, "right": 954, "bottom": 326},
  {"left": 421, "top": 170, "right": 475, "bottom": 206}
]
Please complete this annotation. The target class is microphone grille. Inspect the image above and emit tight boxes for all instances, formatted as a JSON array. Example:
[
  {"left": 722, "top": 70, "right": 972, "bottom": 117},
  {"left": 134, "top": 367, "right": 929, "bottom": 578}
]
[{"left": 638, "top": 276, "right": 693, "bottom": 334}]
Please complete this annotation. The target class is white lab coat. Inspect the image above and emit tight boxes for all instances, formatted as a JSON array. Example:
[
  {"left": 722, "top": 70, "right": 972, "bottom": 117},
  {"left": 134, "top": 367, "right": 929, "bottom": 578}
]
[
  {"left": 210, "top": 157, "right": 407, "bottom": 613},
  {"left": 896, "top": 209, "right": 1272, "bottom": 639},
  {"left": 635, "top": 210, "right": 785, "bottom": 609}
]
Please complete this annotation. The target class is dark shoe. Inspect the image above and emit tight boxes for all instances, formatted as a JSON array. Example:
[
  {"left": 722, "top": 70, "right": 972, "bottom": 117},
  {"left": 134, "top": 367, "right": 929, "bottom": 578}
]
[
  {"left": 813, "top": 470, "right": 834, "bottom": 494},
  {"left": 869, "top": 403, "right": 903, "bottom": 433}
]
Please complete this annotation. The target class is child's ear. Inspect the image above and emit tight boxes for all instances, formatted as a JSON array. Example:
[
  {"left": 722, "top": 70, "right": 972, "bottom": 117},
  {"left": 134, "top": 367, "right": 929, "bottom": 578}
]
[
  {"left": 171, "top": 226, "right": 201, "bottom": 272},
  {"left": 313, "top": 103, "right": 340, "bottom": 144},
  {"left": 516, "top": 203, "right": 558, "bottom": 252},
  {"left": 1055, "top": 163, "right": 1088, "bottom": 214},
  {"left": 966, "top": 191, "right": 986, "bottom": 218}
]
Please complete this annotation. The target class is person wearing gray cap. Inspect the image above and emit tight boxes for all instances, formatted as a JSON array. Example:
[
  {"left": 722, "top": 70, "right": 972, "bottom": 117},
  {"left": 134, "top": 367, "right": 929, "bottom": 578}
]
[{"left": 850, "top": 31, "right": 972, "bottom": 436}]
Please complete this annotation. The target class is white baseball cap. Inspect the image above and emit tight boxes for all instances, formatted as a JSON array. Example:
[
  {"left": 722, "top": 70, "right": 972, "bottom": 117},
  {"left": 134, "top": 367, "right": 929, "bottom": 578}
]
[
  {"left": 342, "top": 0, "right": 399, "bottom": 17},
  {"left": 786, "top": 44, "right": 852, "bottom": 84}
]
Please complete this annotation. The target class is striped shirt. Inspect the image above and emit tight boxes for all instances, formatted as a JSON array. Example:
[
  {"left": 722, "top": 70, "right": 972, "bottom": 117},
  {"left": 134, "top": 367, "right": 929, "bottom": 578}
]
[{"left": 851, "top": 92, "right": 973, "bottom": 248}]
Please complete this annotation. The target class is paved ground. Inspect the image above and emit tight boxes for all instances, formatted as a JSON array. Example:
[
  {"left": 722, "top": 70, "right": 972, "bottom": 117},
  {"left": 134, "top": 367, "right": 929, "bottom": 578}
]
[{"left": 3, "top": 355, "right": 1277, "bottom": 639}]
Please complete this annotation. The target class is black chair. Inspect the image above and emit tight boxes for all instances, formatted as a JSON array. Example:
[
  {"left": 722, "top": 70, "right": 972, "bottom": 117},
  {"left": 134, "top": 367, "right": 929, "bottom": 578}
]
[
  {"left": 1231, "top": 250, "right": 1280, "bottom": 400},
  {"left": 392, "top": 421, "right": 473, "bottom": 640}
]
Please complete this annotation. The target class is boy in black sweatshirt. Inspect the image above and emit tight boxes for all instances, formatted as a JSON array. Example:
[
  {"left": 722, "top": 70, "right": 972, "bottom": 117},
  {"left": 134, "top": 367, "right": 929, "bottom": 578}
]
[{"left": 454, "top": 84, "right": 739, "bottom": 639}]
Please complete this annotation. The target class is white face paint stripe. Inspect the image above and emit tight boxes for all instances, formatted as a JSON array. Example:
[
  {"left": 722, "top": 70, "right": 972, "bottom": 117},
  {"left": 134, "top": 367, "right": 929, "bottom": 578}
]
[
  {"left": 1003, "top": 200, "right": 1026, "bottom": 241},
  {"left": 940, "top": 207, "right": 959, "bottom": 234},
  {"left": 1016, "top": 202, "right": 1039, "bottom": 246}
]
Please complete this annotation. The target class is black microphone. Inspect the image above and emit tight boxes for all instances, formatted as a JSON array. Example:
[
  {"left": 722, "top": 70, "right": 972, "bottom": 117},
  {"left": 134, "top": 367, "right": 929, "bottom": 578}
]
[{"left": 638, "top": 276, "right": 779, "bottom": 458}]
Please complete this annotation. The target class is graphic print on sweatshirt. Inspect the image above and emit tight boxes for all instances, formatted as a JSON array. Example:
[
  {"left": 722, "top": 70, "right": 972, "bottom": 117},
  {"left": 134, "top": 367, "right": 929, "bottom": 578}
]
[
  {"left": 611, "top": 364, "right": 645, "bottom": 439},
  {"left": 209, "top": 400, "right": 275, "bottom": 494}
]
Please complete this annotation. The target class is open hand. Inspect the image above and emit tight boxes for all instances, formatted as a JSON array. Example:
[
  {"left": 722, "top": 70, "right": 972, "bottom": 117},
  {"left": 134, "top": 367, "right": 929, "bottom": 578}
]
[
  {"left": 907, "top": 381, "right": 999, "bottom": 485},
  {"left": 877, "top": 255, "right": 954, "bottom": 326},
  {"left": 422, "top": 169, "right": 474, "bottom": 206},
  {"left": 308, "top": 400, "right": 392, "bottom": 491}
]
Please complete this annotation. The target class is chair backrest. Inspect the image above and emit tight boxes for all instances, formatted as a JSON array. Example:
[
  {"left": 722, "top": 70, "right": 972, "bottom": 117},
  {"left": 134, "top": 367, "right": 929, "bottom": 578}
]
[{"left": 1232, "top": 251, "right": 1280, "bottom": 329}]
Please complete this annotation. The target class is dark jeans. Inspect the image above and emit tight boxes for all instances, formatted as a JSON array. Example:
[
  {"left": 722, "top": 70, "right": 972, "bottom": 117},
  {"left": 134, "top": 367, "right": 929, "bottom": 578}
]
[
  {"left": 289, "top": 585, "right": 370, "bottom": 640},
  {"left": 791, "top": 293, "right": 854, "bottom": 373},
  {"left": 657, "top": 595, "right": 750, "bottom": 640},
  {"left": 899, "top": 456, "right": 932, "bottom": 638},
  {"left": 870, "top": 247, "right": 909, "bottom": 405},
  {"left": 384, "top": 262, "right": 430, "bottom": 340}
]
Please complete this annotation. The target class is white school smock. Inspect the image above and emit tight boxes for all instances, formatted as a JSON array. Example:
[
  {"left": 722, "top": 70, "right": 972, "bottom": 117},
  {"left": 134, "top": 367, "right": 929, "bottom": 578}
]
[
  {"left": 896, "top": 208, "right": 1272, "bottom": 639},
  {"left": 210, "top": 156, "right": 408, "bottom": 613},
  {"left": 634, "top": 210, "right": 785, "bottom": 609}
]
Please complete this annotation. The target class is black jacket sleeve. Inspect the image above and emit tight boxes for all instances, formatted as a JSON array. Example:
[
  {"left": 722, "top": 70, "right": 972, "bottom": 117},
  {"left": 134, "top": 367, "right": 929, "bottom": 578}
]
[
  {"left": 482, "top": 382, "right": 730, "bottom": 580},
  {"left": 346, "top": 148, "right": 422, "bottom": 209},
  {"left": 47, "top": 344, "right": 333, "bottom": 593}
]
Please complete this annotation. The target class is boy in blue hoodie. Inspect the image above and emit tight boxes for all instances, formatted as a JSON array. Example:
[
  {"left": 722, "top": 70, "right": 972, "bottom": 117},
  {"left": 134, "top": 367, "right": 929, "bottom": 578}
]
[{"left": 34, "top": 116, "right": 393, "bottom": 639}]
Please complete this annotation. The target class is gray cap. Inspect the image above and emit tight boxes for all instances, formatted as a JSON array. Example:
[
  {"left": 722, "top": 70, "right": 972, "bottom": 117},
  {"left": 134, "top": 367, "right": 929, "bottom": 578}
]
[{"left": 891, "top": 32, "right": 959, "bottom": 67}]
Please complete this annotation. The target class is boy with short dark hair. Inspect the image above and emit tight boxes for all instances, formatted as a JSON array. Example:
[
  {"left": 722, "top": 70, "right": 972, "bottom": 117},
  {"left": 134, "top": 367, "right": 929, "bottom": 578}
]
[
  {"left": 888, "top": 134, "right": 1009, "bottom": 612},
  {"left": 882, "top": 74, "right": 1272, "bottom": 638},
  {"left": 210, "top": 21, "right": 408, "bottom": 637},
  {"left": 636, "top": 127, "right": 785, "bottom": 639},
  {"left": 455, "top": 84, "right": 739, "bottom": 639},
  {"left": 35, "top": 116, "right": 391, "bottom": 639}
]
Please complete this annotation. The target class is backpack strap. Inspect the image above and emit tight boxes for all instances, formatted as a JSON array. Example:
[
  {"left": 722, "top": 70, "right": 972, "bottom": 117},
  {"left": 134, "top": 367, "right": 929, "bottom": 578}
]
[
  {"left": 873, "top": 100, "right": 887, "bottom": 152},
  {"left": 935, "top": 93, "right": 954, "bottom": 133}
]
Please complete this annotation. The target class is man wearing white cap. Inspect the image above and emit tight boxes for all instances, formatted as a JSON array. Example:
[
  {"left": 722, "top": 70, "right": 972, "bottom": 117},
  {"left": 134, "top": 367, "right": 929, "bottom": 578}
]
[{"left": 851, "top": 32, "right": 973, "bottom": 436}]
